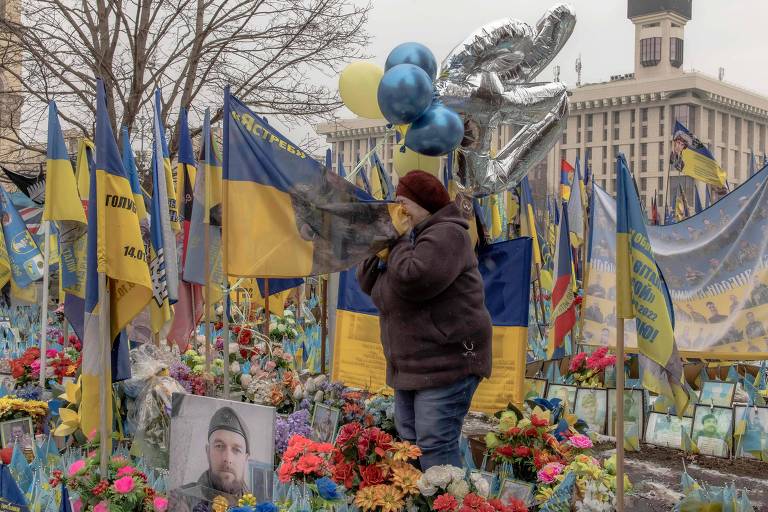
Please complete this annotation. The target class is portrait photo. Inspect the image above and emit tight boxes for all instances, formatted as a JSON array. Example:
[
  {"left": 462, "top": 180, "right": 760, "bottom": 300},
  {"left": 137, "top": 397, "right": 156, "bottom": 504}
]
[
  {"left": 698, "top": 381, "right": 736, "bottom": 407},
  {"left": 607, "top": 389, "right": 644, "bottom": 442},
  {"left": 168, "top": 394, "right": 275, "bottom": 510},
  {"left": 545, "top": 384, "right": 577, "bottom": 412},
  {"left": 524, "top": 378, "right": 547, "bottom": 401},
  {"left": 644, "top": 412, "right": 693, "bottom": 449},
  {"left": 498, "top": 478, "right": 535, "bottom": 507},
  {"left": 734, "top": 406, "right": 768, "bottom": 459},
  {"left": 311, "top": 403, "right": 341, "bottom": 443},
  {"left": 0, "top": 417, "right": 33, "bottom": 449},
  {"left": 692, "top": 405, "right": 733, "bottom": 458},
  {"left": 574, "top": 388, "right": 608, "bottom": 435},
  {"left": 469, "top": 470, "right": 496, "bottom": 497}
]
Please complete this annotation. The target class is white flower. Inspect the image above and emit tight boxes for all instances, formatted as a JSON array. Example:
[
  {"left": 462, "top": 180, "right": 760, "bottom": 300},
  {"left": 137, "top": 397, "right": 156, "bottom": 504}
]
[
  {"left": 448, "top": 466, "right": 466, "bottom": 483},
  {"left": 230, "top": 362, "right": 241, "bottom": 373},
  {"left": 287, "top": 318, "right": 296, "bottom": 325},
  {"left": 269, "top": 323, "right": 277, "bottom": 332},
  {"left": 417, "top": 474, "right": 438, "bottom": 497},
  {"left": 229, "top": 342, "right": 240, "bottom": 355},
  {"left": 292, "top": 384, "right": 304, "bottom": 400},
  {"left": 277, "top": 324, "right": 286, "bottom": 333},
  {"left": 424, "top": 465, "right": 452, "bottom": 488},
  {"left": 240, "top": 374, "right": 253, "bottom": 387},
  {"left": 283, "top": 310, "right": 294, "bottom": 317},
  {"left": 314, "top": 390, "right": 324, "bottom": 403},
  {"left": 447, "top": 479, "right": 470, "bottom": 500},
  {"left": 469, "top": 473, "right": 490, "bottom": 498}
]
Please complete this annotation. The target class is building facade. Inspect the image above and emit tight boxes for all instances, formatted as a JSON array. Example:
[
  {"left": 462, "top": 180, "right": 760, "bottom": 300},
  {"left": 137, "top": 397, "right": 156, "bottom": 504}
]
[
  {"left": 0, "top": 0, "right": 23, "bottom": 171},
  {"left": 316, "top": 0, "right": 768, "bottom": 213}
]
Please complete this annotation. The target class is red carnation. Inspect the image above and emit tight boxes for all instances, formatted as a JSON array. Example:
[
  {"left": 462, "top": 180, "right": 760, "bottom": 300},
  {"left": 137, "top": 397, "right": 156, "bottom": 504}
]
[
  {"left": 462, "top": 493, "right": 485, "bottom": 510},
  {"left": 335, "top": 422, "right": 363, "bottom": 447},
  {"left": 530, "top": 415, "right": 548, "bottom": 427},
  {"left": 358, "top": 464, "right": 386, "bottom": 488},
  {"left": 331, "top": 461, "right": 356, "bottom": 489},
  {"left": 512, "top": 446, "right": 531, "bottom": 458},
  {"left": 495, "top": 446, "right": 514, "bottom": 458},
  {"left": 295, "top": 454, "right": 323, "bottom": 474},
  {"left": 434, "top": 494, "right": 459, "bottom": 512}
]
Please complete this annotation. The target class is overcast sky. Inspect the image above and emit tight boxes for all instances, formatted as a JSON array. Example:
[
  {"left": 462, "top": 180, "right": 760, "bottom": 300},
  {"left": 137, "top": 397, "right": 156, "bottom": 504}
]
[{"left": 303, "top": 0, "right": 768, "bottom": 144}]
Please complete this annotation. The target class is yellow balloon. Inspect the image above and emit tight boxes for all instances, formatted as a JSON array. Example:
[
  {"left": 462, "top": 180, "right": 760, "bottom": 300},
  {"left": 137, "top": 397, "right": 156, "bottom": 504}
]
[
  {"left": 338, "top": 62, "right": 384, "bottom": 119},
  {"left": 392, "top": 143, "right": 441, "bottom": 177}
]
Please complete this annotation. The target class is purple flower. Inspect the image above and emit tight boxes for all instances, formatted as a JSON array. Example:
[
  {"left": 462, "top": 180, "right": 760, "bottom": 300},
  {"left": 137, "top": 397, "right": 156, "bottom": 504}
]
[{"left": 274, "top": 409, "right": 311, "bottom": 455}]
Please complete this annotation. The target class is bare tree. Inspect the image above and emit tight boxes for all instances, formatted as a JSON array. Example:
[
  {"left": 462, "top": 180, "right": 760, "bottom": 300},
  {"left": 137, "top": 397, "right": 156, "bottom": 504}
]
[{"left": 0, "top": 0, "right": 370, "bottom": 166}]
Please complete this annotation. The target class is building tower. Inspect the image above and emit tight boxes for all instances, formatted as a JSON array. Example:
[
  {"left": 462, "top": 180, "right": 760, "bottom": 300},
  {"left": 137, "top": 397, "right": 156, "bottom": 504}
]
[{"left": 628, "top": 0, "right": 692, "bottom": 80}]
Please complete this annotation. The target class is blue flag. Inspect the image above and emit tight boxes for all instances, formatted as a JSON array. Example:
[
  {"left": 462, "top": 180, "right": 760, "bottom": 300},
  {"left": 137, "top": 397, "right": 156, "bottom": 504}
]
[
  {"left": 0, "top": 464, "right": 28, "bottom": 512},
  {"left": 0, "top": 186, "right": 44, "bottom": 288},
  {"left": 694, "top": 186, "right": 703, "bottom": 214}
]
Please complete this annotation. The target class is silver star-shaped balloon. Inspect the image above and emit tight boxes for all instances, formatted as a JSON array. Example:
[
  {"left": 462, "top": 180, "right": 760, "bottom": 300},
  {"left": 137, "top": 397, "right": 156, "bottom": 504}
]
[{"left": 436, "top": 4, "right": 576, "bottom": 197}]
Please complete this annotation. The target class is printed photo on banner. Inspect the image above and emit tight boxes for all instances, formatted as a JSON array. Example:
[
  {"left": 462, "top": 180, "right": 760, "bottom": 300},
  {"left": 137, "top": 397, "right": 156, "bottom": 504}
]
[
  {"left": 644, "top": 412, "right": 693, "bottom": 449},
  {"left": 692, "top": 405, "right": 733, "bottom": 458},
  {"left": 607, "top": 389, "right": 644, "bottom": 441},
  {"left": 498, "top": 478, "right": 535, "bottom": 507},
  {"left": 734, "top": 406, "right": 768, "bottom": 459},
  {"left": 574, "top": 388, "right": 607, "bottom": 435},
  {"left": 311, "top": 403, "right": 341, "bottom": 443},
  {"left": 168, "top": 394, "right": 275, "bottom": 510},
  {"left": 524, "top": 378, "right": 547, "bottom": 401},
  {"left": 0, "top": 417, "right": 33, "bottom": 449},
  {"left": 698, "top": 381, "right": 736, "bottom": 407},
  {"left": 545, "top": 384, "right": 577, "bottom": 412}
]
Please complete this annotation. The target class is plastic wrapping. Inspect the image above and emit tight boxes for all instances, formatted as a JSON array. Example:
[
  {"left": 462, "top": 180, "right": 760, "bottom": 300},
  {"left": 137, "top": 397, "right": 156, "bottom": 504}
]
[
  {"left": 129, "top": 375, "right": 186, "bottom": 470},
  {"left": 122, "top": 344, "right": 173, "bottom": 399}
]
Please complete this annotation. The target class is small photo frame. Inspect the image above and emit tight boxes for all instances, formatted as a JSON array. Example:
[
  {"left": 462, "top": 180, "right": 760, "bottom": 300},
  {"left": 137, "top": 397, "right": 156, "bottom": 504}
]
[
  {"left": 545, "top": 384, "right": 577, "bottom": 412},
  {"left": 574, "top": 388, "right": 608, "bottom": 434},
  {"left": 498, "top": 478, "right": 535, "bottom": 507},
  {"left": 734, "top": 406, "right": 768, "bottom": 459},
  {"left": 311, "top": 403, "right": 340, "bottom": 443},
  {"left": 607, "top": 388, "right": 645, "bottom": 440},
  {"left": 524, "top": 378, "right": 548, "bottom": 401},
  {"left": 0, "top": 417, "right": 33, "bottom": 449},
  {"left": 644, "top": 412, "right": 693, "bottom": 449},
  {"left": 469, "top": 470, "right": 496, "bottom": 496},
  {"left": 698, "top": 381, "right": 736, "bottom": 407},
  {"left": 692, "top": 405, "right": 733, "bottom": 458},
  {"left": 249, "top": 460, "right": 274, "bottom": 503}
]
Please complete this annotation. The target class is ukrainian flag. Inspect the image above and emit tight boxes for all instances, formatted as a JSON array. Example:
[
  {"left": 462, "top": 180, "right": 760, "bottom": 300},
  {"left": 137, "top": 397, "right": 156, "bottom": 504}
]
[
  {"left": 615, "top": 154, "right": 689, "bottom": 416},
  {"left": 75, "top": 138, "right": 95, "bottom": 213},
  {"left": 154, "top": 90, "right": 181, "bottom": 233},
  {"left": 519, "top": 176, "right": 542, "bottom": 266},
  {"left": 332, "top": 238, "right": 532, "bottom": 412},
  {"left": 223, "top": 90, "right": 408, "bottom": 277},
  {"left": 45, "top": 102, "right": 87, "bottom": 299},
  {"left": 120, "top": 127, "right": 148, "bottom": 222},
  {"left": 80, "top": 80, "right": 153, "bottom": 440},
  {"left": 674, "top": 121, "right": 727, "bottom": 188}
]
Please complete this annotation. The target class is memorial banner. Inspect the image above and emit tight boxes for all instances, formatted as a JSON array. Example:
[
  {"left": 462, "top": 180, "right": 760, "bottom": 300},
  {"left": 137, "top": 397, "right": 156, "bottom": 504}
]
[
  {"left": 584, "top": 164, "right": 768, "bottom": 358},
  {"left": 332, "top": 238, "right": 532, "bottom": 413}
]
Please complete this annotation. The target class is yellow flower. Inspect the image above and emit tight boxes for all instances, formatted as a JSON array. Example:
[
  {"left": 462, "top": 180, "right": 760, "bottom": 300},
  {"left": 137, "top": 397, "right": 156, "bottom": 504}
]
[
  {"left": 390, "top": 441, "right": 421, "bottom": 462},
  {"left": 375, "top": 485, "right": 405, "bottom": 512},
  {"left": 212, "top": 496, "right": 229, "bottom": 512},
  {"left": 239, "top": 494, "right": 258, "bottom": 506},
  {"left": 354, "top": 486, "right": 381, "bottom": 512},
  {"left": 390, "top": 463, "right": 421, "bottom": 495}
]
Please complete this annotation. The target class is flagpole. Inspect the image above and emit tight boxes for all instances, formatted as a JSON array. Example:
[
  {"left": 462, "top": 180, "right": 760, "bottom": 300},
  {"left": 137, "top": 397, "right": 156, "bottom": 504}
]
[
  {"left": 38, "top": 221, "right": 51, "bottom": 390},
  {"left": 203, "top": 225, "right": 212, "bottom": 372},
  {"left": 321, "top": 275, "right": 328, "bottom": 375},
  {"left": 615, "top": 316, "right": 625, "bottom": 511},
  {"left": 98, "top": 271, "right": 111, "bottom": 476}
]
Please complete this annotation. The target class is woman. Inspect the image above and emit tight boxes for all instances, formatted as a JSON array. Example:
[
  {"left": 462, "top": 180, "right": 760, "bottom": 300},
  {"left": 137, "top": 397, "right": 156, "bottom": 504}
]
[{"left": 357, "top": 170, "right": 492, "bottom": 469}]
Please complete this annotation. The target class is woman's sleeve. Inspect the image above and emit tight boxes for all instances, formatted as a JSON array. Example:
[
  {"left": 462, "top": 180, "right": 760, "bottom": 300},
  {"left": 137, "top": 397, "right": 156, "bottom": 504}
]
[
  {"left": 356, "top": 255, "right": 381, "bottom": 296},
  {"left": 387, "top": 224, "right": 468, "bottom": 300}
]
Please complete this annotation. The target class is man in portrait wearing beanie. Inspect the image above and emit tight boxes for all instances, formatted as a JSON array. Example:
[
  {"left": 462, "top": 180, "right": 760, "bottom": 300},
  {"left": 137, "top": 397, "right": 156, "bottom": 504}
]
[
  {"left": 357, "top": 169, "right": 492, "bottom": 470},
  {"left": 178, "top": 406, "right": 251, "bottom": 511}
]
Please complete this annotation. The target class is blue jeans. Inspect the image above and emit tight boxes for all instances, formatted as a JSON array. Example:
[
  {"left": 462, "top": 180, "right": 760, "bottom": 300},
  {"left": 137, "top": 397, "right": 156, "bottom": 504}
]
[{"left": 394, "top": 375, "right": 480, "bottom": 470}]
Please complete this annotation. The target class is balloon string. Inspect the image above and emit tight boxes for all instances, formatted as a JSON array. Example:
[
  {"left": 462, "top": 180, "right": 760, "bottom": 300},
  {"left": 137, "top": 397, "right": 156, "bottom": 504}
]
[{"left": 344, "top": 127, "right": 397, "bottom": 184}]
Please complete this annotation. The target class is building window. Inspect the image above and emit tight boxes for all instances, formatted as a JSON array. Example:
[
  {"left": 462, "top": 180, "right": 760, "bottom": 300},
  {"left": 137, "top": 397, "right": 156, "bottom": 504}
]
[
  {"left": 630, "top": 110, "right": 635, "bottom": 139},
  {"left": 658, "top": 177, "right": 664, "bottom": 192},
  {"left": 641, "top": 159, "right": 647, "bottom": 173},
  {"left": 659, "top": 107, "right": 665, "bottom": 136},
  {"left": 586, "top": 114, "right": 593, "bottom": 128},
  {"left": 659, "top": 158, "right": 665, "bottom": 173},
  {"left": 587, "top": 130, "right": 592, "bottom": 143},
  {"left": 630, "top": 144, "right": 635, "bottom": 160},
  {"left": 641, "top": 143, "right": 647, "bottom": 157},
  {"left": 613, "top": 145, "right": 619, "bottom": 159},
  {"left": 640, "top": 37, "right": 662, "bottom": 67},
  {"left": 561, "top": 149, "right": 566, "bottom": 162},
  {"left": 576, "top": 116, "right": 582, "bottom": 144},
  {"left": 603, "top": 112, "right": 608, "bottom": 141},
  {"left": 641, "top": 125, "right": 648, "bottom": 138},
  {"left": 672, "top": 104, "right": 693, "bottom": 128},
  {"left": 670, "top": 37, "right": 684, "bottom": 68},
  {"left": 735, "top": 118, "right": 742, "bottom": 146},
  {"left": 720, "top": 113, "right": 728, "bottom": 143},
  {"left": 641, "top": 108, "right": 648, "bottom": 123},
  {"left": 641, "top": 177, "right": 647, "bottom": 191}
]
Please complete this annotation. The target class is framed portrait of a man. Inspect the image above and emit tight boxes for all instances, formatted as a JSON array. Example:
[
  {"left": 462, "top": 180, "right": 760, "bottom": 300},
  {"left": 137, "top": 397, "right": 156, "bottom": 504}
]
[
  {"left": 574, "top": 388, "right": 608, "bottom": 435},
  {"left": 734, "top": 406, "right": 768, "bottom": 459},
  {"left": 524, "top": 378, "right": 548, "bottom": 401},
  {"left": 545, "top": 384, "right": 577, "bottom": 412},
  {"left": 644, "top": 412, "right": 693, "bottom": 449},
  {"left": 168, "top": 394, "right": 275, "bottom": 510},
  {"left": 698, "top": 381, "right": 736, "bottom": 407},
  {"left": 607, "top": 389, "right": 644, "bottom": 443},
  {"left": 692, "top": 405, "right": 733, "bottom": 458},
  {"left": 0, "top": 417, "right": 33, "bottom": 449},
  {"left": 311, "top": 403, "right": 341, "bottom": 443}
]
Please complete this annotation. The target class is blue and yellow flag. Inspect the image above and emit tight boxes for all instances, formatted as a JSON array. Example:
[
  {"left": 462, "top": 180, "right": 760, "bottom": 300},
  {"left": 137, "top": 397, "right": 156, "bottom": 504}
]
[
  {"left": 154, "top": 90, "right": 181, "bottom": 233},
  {"left": 671, "top": 121, "right": 727, "bottom": 188},
  {"left": 81, "top": 80, "right": 152, "bottom": 440},
  {"left": 519, "top": 177, "right": 542, "bottom": 266},
  {"left": 0, "top": 186, "right": 43, "bottom": 290},
  {"left": 615, "top": 153, "right": 688, "bottom": 416},
  {"left": 369, "top": 149, "right": 393, "bottom": 200},
  {"left": 75, "top": 138, "right": 94, "bottom": 213},
  {"left": 120, "top": 127, "right": 147, "bottom": 222},
  {"left": 177, "top": 107, "right": 196, "bottom": 248},
  {"left": 223, "top": 90, "right": 407, "bottom": 277}
]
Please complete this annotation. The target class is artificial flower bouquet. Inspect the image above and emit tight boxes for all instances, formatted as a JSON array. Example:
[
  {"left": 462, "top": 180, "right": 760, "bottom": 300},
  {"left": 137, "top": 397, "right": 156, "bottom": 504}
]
[
  {"left": 534, "top": 454, "right": 631, "bottom": 510},
  {"left": 416, "top": 465, "right": 528, "bottom": 512},
  {"left": 269, "top": 311, "right": 300, "bottom": 343},
  {"left": 566, "top": 348, "right": 617, "bottom": 388},
  {"left": 169, "top": 349, "right": 223, "bottom": 395},
  {"left": 57, "top": 454, "right": 168, "bottom": 512}
]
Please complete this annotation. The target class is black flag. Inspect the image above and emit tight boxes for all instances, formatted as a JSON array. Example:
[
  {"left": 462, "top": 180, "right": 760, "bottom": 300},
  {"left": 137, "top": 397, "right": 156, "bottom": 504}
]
[{"left": 0, "top": 164, "right": 45, "bottom": 205}]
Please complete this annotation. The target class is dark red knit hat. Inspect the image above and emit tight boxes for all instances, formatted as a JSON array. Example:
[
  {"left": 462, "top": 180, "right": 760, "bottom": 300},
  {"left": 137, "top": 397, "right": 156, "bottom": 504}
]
[{"left": 396, "top": 170, "right": 451, "bottom": 214}]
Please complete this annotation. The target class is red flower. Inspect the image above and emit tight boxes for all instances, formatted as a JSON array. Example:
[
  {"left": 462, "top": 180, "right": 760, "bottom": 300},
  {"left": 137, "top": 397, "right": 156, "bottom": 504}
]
[
  {"left": 530, "top": 415, "right": 548, "bottom": 427},
  {"left": 507, "top": 427, "right": 521, "bottom": 436},
  {"left": 462, "top": 493, "right": 485, "bottom": 510},
  {"left": 523, "top": 428, "right": 538, "bottom": 437},
  {"left": 358, "top": 464, "right": 386, "bottom": 488},
  {"left": 512, "top": 446, "right": 531, "bottom": 458},
  {"left": 335, "top": 422, "right": 363, "bottom": 447},
  {"left": 0, "top": 447, "right": 12, "bottom": 465},
  {"left": 277, "top": 463, "right": 294, "bottom": 483},
  {"left": 434, "top": 494, "right": 459, "bottom": 512},
  {"left": 331, "top": 461, "right": 356, "bottom": 489},
  {"left": 568, "top": 352, "right": 587, "bottom": 372},
  {"left": 495, "top": 446, "right": 514, "bottom": 458},
  {"left": 295, "top": 454, "right": 323, "bottom": 474}
]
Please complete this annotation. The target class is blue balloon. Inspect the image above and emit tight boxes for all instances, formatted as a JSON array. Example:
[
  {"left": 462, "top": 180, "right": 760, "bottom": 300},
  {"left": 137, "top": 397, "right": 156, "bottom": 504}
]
[
  {"left": 385, "top": 42, "right": 438, "bottom": 81},
  {"left": 405, "top": 103, "right": 464, "bottom": 157},
  {"left": 377, "top": 64, "right": 434, "bottom": 125}
]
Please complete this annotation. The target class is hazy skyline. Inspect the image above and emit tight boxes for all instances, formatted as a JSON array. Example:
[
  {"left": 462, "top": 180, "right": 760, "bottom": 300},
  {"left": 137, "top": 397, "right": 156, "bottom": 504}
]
[{"left": 305, "top": 0, "right": 768, "bottom": 144}]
